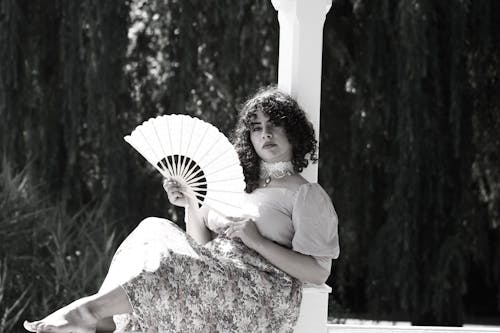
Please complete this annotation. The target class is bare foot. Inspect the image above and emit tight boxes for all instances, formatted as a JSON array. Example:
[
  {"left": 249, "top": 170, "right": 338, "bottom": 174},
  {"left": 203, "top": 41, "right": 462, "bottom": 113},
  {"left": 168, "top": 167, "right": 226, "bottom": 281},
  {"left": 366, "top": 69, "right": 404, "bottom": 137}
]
[{"left": 24, "top": 297, "right": 98, "bottom": 333}]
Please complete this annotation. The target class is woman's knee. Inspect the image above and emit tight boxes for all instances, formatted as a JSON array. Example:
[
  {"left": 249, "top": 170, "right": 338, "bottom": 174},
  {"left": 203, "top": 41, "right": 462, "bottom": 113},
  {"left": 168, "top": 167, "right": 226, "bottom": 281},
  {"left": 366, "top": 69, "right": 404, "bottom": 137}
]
[{"left": 137, "top": 217, "right": 171, "bottom": 231}]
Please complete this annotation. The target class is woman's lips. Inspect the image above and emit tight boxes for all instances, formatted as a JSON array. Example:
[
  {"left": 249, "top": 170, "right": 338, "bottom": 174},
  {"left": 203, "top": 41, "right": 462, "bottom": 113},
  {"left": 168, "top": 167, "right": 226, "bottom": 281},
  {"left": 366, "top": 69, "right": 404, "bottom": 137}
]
[{"left": 263, "top": 143, "right": 276, "bottom": 149}]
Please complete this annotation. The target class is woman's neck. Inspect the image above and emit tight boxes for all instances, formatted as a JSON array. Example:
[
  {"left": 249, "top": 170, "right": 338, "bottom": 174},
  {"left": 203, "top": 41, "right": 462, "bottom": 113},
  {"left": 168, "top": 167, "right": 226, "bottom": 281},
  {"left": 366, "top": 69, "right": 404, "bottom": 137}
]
[{"left": 259, "top": 160, "right": 295, "bottom": 188}]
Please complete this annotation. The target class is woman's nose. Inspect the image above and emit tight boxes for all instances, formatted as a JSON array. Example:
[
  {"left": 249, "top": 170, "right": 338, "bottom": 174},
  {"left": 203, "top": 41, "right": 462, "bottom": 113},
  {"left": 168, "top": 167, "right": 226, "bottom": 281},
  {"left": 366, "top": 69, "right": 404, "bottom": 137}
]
[{"left": 262, "top": 128, "right": 272, "bottom": 139}]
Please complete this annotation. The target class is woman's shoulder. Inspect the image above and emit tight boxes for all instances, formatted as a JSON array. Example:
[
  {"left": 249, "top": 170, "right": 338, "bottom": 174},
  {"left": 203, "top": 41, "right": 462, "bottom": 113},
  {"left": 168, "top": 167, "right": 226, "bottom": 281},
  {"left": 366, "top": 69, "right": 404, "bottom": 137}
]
[
  {"left": 292, "top": 181, "right": 332, "bottom": 207},
  {"left": 288, "top": 175, "right": 327, "bottom": 193},
  {"left": 287, "top": 174, "right": 308, "bottom": 188},
  {"left": 272, "top": 175, "right": 329, "bottom": 196}
]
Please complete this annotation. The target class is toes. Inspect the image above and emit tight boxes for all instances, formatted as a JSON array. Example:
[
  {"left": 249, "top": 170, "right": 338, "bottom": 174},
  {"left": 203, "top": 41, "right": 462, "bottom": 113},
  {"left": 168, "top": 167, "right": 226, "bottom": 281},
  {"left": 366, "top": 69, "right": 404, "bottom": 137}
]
[
  {"left": 23, "top": 320, "right": 57, "bottom": 333},
  {"left": 36, "top": 323, "right": 54, "bottom": 332},
  {"left": 36, "top": 322, "right": 69, "bottom": 333},
  {"left": 37, "top": 323, "right": 63, "bottom": 332},
  {"left": 23, "top": 320, "right": 40, "bottom": 332}
]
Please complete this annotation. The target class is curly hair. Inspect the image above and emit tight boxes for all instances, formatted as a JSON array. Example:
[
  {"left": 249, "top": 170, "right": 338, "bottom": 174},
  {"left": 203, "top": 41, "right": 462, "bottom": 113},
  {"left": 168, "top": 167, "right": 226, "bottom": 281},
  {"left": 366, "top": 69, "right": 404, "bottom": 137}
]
[{"left": 232, "top": 86, "right": 318, "bottom": 193}]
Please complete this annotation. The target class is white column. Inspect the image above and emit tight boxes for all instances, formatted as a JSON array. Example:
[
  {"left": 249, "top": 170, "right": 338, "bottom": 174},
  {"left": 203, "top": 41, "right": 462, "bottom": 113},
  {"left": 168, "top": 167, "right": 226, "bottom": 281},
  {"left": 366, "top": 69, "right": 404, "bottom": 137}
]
[{"left": 271, "top": 0, "right": 332, "bottom": 183}]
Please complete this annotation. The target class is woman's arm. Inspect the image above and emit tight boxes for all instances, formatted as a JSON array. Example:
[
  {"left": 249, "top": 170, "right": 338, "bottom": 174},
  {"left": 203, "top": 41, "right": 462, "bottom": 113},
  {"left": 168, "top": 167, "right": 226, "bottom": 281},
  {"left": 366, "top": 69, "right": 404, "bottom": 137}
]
[
  {"left": 226, "top": 220, "right": 330, "bottom": 285},
  {"left": 163, "top": 178, "right": 212, "bottom": 245},
  {"left": 185, "top": 203, "right": 212, "bottom": 245},
  {"left": 254, "top": 237, "right": 330, "bottom": 285}
]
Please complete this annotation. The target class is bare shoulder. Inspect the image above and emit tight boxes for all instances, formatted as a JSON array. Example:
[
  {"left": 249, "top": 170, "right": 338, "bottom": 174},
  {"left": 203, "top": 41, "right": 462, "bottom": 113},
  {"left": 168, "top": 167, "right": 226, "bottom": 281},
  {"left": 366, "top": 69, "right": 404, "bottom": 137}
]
[
  {"left": 290, "top": 174, "right": 308, "bottom": 186},
  {"left": 272, "top": 174, "right": 308, "bottom": 191}
]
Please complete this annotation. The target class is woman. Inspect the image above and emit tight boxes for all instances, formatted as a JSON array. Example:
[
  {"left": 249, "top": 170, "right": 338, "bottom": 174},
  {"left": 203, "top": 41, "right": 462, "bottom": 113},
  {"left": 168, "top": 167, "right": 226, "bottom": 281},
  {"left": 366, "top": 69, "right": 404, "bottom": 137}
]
[{"left": 24, "top": 86, "right": 340, "bottom": 333}]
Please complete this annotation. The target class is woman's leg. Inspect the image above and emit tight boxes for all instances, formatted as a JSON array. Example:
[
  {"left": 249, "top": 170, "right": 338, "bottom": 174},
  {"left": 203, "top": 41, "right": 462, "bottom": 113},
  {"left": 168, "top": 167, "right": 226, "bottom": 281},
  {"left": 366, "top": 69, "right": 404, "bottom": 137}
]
[
  {"left": 26, "top": 218, "right": 181, "bottom": 332},
  {"left": 95, "top": 218, "right": 166, "bottom": 332},
  {"left": 24, "top": 286, "right": 132, "bottom": 333}
]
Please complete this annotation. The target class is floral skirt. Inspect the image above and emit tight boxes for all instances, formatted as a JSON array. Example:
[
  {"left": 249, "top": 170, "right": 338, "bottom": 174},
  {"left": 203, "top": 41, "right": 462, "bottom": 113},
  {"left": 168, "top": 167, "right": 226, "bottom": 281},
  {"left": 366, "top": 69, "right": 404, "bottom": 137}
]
[{"left": 98, "top": 217, "right": 302, "bottom": 333}]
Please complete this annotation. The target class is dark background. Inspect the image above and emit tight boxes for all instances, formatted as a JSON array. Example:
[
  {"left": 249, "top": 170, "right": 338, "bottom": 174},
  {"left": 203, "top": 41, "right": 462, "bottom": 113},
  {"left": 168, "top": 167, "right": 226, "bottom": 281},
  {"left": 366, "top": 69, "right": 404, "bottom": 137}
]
[{"left": 1, "top": 0, "right": 499, "bottom": 331}]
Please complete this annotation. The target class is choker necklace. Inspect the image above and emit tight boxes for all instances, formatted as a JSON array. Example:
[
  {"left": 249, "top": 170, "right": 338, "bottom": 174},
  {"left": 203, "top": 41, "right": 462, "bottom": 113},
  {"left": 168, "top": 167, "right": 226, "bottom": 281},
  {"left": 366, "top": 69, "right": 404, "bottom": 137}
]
[{"left": 259, "top": 161, "right": 295, "bottom": 187}]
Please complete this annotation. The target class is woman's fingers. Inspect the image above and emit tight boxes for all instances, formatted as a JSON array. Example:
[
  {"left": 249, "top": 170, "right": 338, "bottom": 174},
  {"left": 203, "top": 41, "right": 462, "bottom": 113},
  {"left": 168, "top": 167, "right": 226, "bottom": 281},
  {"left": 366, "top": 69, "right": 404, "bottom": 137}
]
[
  {"left": 162, "top": 178, "right": 173, "bottom": 190},
  {"left": 226, "top": 216, "right": 246, "bottom": 222},
  {"left": 163, "top": 180, "right": 180, "bottom": 192},
  {"left": 163, "top": 179, "right": 194, "bottom": 208},
  {"left": 229, "top": 218, "right": 252, "bottom": 227},
  {"left": 163, "top": 179, "right": 184, "bottom": 199},
  {"left": 225, "top": 220, "right": 250, "bottom": 237},
  {"left": 225, "top": 225, "right": 235, "bottom": 237},
  {"left": 168, "top": 190, "right": 184, "bottom": 202}
]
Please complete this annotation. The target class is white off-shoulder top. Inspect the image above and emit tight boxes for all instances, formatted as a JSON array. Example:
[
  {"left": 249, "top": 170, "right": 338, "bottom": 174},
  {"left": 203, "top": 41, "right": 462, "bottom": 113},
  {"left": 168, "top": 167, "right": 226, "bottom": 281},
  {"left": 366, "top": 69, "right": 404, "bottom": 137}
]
[{"left": 206, "top": 183, "right": 340, "bottom": 269}]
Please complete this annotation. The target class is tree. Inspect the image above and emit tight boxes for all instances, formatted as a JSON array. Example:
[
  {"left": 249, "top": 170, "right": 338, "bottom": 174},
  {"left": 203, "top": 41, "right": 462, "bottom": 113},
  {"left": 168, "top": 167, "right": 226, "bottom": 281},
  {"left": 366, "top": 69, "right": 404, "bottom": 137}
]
[{"left": 322, "top": 0, "right": 500, "bottom": 325}]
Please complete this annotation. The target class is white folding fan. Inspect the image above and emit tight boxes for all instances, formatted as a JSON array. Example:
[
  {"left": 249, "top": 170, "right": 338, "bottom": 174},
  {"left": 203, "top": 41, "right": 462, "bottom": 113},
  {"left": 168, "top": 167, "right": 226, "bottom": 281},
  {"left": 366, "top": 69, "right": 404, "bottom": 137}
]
[{"left": 124, "top": 114, "right": 245, "bottom": 217}]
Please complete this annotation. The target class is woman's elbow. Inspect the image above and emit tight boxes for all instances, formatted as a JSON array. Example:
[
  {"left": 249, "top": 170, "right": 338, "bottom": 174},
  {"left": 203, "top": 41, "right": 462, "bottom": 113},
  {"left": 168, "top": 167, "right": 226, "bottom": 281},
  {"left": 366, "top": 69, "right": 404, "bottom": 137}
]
[
  {"left": 303, "top": 266, "right": 330, "bottom": 285},
  {"left": 312, "top": 272, "right": 329, "bottom": 285}
]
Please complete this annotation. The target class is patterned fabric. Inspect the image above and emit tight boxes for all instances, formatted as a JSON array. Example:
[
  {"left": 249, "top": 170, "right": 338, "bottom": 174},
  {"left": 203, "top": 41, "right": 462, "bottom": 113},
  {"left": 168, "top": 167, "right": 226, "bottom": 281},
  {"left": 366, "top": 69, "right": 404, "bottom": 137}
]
[{"left": 100, "top": 217, "right": 302, "bottom": 333}]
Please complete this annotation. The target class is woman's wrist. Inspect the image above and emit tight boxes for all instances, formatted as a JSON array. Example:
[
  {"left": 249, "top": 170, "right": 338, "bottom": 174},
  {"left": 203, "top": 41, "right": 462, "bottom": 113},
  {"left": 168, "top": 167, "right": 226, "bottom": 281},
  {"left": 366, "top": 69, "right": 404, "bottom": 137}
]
[
  {"left": 185, "top": 195, "right": 199, "bottom": 210},
  {"left": 249, "top": 232, "right": 269, "bottom": 253},
  {"left": 184, "top": 202, "right": 206, "bottom": 229},
  {"left": 185, "top": 204, "right": 197, "bottom": 222}
]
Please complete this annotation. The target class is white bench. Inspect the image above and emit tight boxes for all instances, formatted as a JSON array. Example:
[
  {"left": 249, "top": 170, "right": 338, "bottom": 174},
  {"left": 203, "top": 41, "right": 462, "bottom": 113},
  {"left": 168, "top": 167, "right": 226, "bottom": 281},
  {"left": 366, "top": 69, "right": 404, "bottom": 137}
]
[{"left": 294, "top": 283, "right": 332, "bottom": 333}]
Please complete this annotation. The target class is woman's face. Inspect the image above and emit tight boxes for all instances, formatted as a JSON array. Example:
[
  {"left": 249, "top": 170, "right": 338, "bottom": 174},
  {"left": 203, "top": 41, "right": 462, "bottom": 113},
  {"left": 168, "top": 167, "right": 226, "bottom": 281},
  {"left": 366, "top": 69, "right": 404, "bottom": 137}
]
[{"left": 249, "top": 110, "right": 293, "bottom": 163}]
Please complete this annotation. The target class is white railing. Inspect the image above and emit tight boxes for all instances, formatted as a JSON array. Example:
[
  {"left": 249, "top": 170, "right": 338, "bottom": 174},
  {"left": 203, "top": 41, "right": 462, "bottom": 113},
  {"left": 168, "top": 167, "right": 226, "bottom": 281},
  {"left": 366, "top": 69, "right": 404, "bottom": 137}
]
[
  {"left": 327, "top": 324, "right": 500, "bottom": 333},
  {"left": 295, "top": 283, "right": 332, "bottom": 332},
  {"left": 295, "top": 284, "right": 500, "bottom": 333}
]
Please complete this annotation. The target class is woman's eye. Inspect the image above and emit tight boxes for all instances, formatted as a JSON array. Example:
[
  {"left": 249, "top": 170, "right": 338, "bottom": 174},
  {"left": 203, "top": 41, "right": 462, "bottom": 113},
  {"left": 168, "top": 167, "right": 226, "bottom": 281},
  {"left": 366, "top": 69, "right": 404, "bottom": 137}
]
[{"left": 251, "top": 126, "right": 262, "bottom": 132}]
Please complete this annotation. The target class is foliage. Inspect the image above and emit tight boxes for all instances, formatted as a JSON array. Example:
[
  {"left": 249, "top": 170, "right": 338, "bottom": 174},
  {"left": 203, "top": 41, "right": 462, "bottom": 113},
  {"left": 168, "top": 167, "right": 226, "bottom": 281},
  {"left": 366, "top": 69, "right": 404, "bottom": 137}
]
[
  {"left": 125, "top": 0, "right": 279, "bottom": 133},
  {"left": 0, "top": 260, "right": 31, "bottom": 332},
  {"left": 323, "top": 0, "right": 500, "bottom": 325},
  {"left": 0, "top": 0, "right": 136, "bottom": 223},
  {"left": 0, "top": 159, "right": 123, "bottom": 332}
]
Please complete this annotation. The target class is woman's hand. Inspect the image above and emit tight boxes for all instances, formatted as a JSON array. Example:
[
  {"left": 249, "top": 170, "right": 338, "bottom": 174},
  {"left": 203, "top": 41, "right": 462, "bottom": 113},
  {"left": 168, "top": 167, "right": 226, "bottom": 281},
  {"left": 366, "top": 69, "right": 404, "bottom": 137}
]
[
  {"left": 225, "top": 216, "right": 329, "bottom": 284},
  {"left": 224, "top": 217, "right": 263, "bottom": 250},
  {"left": 163, "top": 178, "right": 195, "bottom": 208},
  {"left": 163, "top": 178, "right": 211, "bottom": 244}
]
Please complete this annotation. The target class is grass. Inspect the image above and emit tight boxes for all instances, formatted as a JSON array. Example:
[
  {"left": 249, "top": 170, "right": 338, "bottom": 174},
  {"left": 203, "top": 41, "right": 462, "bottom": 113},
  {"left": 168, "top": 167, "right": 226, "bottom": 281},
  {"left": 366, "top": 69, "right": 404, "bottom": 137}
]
[{"left": 0, "top": 159, "right": 123, "bottom": 333}]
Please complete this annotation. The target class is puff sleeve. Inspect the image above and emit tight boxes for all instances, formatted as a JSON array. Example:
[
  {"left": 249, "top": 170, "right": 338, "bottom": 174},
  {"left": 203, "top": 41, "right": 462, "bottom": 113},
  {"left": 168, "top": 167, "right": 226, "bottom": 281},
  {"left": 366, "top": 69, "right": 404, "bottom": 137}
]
[{"left": 291, "top": 183, "right": 340, "bottom": 259}]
